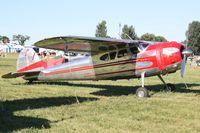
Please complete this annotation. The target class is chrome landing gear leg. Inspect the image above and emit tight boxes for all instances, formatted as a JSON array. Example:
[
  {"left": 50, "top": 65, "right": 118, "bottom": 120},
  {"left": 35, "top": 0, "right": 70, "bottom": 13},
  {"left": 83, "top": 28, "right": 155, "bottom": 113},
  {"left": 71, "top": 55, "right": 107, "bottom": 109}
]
[
  {"left": 136, "top": 72, "right": 149, "bottom": 97},
  {"left": 158, "top": 75, "right": 176, "bottom": 92}
]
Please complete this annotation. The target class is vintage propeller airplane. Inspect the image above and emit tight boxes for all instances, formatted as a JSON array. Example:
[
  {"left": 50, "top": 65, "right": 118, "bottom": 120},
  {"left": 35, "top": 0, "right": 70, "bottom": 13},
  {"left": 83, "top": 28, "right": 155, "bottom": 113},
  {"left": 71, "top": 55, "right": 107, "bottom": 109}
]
[{"left": 2, "top": 36, "right": 193, "bottom": 97}]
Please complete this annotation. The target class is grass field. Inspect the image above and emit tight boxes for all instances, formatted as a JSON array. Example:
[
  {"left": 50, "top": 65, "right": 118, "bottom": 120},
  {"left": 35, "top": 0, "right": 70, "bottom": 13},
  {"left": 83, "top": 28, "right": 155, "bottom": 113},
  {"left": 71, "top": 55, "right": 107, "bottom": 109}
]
[{"left": 1, "top": 53, "right": 200, "bottom": 133}]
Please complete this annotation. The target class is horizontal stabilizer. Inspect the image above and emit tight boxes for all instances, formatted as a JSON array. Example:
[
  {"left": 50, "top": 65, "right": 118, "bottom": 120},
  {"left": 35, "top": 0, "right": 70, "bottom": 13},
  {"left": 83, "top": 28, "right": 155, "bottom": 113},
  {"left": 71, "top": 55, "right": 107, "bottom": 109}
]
[{"left": 1, "top": 71, "right": 40, "bottom": 79}]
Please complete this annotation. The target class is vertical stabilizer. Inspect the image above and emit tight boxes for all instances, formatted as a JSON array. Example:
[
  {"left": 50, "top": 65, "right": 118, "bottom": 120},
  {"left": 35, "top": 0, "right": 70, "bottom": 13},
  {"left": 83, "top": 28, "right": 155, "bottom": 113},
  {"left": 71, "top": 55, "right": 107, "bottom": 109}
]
[{"left": 17, "top": 47, "right": 41, "bottom": 71}]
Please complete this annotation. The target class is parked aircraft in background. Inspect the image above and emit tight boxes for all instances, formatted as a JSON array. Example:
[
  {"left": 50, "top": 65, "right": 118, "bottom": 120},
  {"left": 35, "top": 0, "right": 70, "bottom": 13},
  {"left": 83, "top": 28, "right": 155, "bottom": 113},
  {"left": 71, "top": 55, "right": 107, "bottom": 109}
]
[{"left": 2, "top": 36, "right": 192, "bottom": 97}]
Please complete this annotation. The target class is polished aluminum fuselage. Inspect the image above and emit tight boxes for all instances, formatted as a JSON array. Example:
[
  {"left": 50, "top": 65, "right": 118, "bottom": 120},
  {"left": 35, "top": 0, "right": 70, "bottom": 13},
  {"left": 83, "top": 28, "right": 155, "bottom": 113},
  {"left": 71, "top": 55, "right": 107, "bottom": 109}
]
[
  {"left": 37, "top": 53, "right": 180, "bottom": 81},
  {"left": 38, "top": 56, "right": 96, "bottom": 80},
  {"left": 27, "top": 42, "right": 183, "bottom": 81}
]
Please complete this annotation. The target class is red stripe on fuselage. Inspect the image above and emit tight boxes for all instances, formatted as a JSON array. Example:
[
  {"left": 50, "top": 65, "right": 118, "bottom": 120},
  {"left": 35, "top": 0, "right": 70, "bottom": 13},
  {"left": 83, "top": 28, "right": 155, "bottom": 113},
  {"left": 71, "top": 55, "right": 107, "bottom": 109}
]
[
  {"left": 44, "top": 65, "right": 94, "bottom": 76},
  {"left": 97, "top": 69, "right": 134, "bottom": 76},
  {"left": 19, "top": 57, "right": 155, "bottom": 78},
  {"left": 84, "top": 69, "right": 135, "bottom": 78},
  {"left": 95, "top": 61, "right": 136, "bottom": 68},
  {"left": 94, "top": 59, "right": 136, "bottom": 68},
  {"left": 44, "top": 59, "right": 137, "bottom": 76},
  {"left": 17, "top": 60, "right": 46, "bottom": 72}
]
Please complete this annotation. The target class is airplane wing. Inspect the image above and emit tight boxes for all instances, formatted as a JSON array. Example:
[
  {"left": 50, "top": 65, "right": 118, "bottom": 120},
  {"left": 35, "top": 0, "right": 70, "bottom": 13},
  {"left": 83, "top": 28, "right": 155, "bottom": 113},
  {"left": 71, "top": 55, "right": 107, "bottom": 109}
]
[{"left": 34, "top": 36, "right": 143, "bottom": 54}]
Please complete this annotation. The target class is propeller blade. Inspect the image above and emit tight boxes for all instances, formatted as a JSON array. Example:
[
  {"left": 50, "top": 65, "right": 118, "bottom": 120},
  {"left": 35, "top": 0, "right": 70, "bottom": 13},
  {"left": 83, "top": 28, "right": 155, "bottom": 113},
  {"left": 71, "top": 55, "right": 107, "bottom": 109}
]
[{"left": 180, "top": 55, "right": 186, "bottom": 78}]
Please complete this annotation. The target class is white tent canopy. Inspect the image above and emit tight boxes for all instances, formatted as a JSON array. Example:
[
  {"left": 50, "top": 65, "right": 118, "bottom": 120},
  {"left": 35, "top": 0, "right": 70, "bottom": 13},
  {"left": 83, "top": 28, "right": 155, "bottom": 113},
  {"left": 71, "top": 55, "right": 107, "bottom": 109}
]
[
  {"left": 0, "top": 44, "right": 25, "bottom": 53},
  {"left": 14, "top": 45, "right": 24, "bottom": 49}
]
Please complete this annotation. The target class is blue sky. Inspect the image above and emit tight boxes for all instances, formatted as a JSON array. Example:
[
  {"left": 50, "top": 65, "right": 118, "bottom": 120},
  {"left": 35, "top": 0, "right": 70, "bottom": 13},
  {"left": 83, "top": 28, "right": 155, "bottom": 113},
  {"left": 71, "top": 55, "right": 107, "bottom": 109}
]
[{"left": 1, "top": 0, "right": 200, "bottom": 44}]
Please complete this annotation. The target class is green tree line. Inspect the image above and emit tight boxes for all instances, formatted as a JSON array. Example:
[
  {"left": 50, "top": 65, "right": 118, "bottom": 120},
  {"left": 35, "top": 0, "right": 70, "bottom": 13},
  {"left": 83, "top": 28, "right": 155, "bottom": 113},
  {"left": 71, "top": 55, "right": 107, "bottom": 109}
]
[
  {"left": 95, "top": 20, "right": 168, "bottom": 42},
  {"left": 186, "top": 21, "right": 200, "bottom": 55},
  {"left": 0, "top": 34, "right": 30, "bottom": 46},
  {"left": 95, "top": 20, "right": 200, "bottom": 55},
  {"left": 1, "top": 20, "right": 199, "bottom": 54}
]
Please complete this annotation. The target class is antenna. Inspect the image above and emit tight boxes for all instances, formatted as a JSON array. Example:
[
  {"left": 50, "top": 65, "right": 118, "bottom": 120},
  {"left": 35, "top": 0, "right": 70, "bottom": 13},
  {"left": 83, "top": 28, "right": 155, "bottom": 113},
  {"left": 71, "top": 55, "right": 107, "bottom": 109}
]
[
  {"left": 118, "top": 23, "right": 133, "bottom": 40},
  {"left": 124, "top": 33, "right": 133, "bottom": 40},
  {"left": 118, "top": 23, "right": 122, "bottom": 39}
]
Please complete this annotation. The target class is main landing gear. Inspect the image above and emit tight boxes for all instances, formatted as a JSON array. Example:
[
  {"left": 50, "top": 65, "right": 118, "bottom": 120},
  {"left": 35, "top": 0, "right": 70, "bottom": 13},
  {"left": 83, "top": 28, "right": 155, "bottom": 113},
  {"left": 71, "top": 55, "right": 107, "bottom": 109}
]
[
  {"left": 26, "top": 78, "right": 37, "bottom": 84},
  {"left": 135, "top": 73, "right": 176, "bottom": 98},
  {"left": 136, "top": 72, "right": 149, "bottom": 98}
]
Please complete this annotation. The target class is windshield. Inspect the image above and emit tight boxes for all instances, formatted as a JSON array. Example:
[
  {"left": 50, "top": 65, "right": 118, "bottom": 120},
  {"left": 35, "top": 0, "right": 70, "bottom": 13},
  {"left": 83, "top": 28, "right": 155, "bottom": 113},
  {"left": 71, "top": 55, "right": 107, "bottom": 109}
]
[{"left": 139, "top": 41, "right": 160, "bottom": 50}]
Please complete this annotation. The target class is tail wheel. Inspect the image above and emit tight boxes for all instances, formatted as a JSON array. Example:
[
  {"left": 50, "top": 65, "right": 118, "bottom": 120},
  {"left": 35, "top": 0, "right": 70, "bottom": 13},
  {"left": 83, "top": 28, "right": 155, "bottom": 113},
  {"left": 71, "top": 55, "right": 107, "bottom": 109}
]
[
  {"left": 164, "top": 83, "right": 176, "bottom": 92},
  {"left": 136, "top": 87, "right": 149, "bottom": 98}
]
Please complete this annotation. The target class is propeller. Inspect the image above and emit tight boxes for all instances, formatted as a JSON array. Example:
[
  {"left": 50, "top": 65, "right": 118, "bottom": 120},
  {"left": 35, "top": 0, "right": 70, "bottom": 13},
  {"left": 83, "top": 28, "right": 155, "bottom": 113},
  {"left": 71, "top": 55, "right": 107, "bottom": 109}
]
[
  {"left": 180, "top": 48, "right": 193, "bottom": 77},
  {"left": 180, "top": 55, "right": 186, "bottom": 77}
]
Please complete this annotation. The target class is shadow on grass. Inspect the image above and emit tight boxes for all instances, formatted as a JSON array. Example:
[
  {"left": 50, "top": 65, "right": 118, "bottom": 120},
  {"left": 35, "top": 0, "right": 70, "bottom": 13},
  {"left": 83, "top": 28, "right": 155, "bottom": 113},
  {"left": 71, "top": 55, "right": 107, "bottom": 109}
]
[
  {"left": 22, "top": 81, "right": 200, "bottom": 96},
  {"left": 0, "top": 96, "right": 98, "bottom": 132},
  {"left": 75, "top": 83, "right": 200, "bottom": 96},
  {"left": 0, "top": 65, "right": 12, "bottom": 67}
]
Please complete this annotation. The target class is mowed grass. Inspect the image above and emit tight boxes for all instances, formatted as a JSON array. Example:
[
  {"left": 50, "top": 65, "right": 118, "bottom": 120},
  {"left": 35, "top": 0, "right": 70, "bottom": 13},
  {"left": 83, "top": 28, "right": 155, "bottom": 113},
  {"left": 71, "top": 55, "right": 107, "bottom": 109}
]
[{"left": 1, "top": 54, "right": 200, "bottom": 133}]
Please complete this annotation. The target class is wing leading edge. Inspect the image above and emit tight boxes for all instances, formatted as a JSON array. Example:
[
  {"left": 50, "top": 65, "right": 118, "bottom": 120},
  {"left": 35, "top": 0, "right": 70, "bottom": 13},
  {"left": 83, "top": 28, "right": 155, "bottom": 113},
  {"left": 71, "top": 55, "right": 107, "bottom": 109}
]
[{"left": 34, "top": 36, "right": 141, "bottom": 54}]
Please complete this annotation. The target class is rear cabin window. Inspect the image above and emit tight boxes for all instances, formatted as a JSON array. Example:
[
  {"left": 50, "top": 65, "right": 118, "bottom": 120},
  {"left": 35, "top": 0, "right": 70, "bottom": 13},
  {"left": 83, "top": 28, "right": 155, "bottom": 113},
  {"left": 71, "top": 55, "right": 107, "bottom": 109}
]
[
  {"left": 100, "top": 54, "right": 109, "bottom": 61},
  {"left": 117, "top": 49, "right": 128, "bottom": 58}
]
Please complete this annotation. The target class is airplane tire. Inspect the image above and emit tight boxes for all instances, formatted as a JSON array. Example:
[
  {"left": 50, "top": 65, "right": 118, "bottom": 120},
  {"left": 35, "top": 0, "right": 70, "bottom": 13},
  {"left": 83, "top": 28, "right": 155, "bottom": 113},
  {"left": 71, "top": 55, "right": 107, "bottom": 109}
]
[
  {"left": 28, "top": 80, "right": 33, "bottom": 84},
  {"left": 27, "top": 78, "right": 37, "bottom": 84},
  {"left": 136, "top": 87, "right": 149, "bottom": 98},
  {"left": 164, "top": 83, "right": 176, "bottom": 92}
]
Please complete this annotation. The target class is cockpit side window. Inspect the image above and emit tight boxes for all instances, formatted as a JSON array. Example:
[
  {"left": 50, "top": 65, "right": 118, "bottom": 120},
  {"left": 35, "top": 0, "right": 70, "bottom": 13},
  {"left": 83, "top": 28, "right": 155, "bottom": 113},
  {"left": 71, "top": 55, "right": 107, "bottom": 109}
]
[
  {"left": 140, "top": 43, "right": 150, "bottom": 49},
  {"left": 130, "top": 47, "right": 139, "bottom": 58},
  {"left": 117, "top": 49, "right": 128, "bottom": 58},
  {"left": 100, "top": 48, "right": 130, "bottom": 61},
  {"left": 130, "top": 47, "right": 139, "bottom": 54}
]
